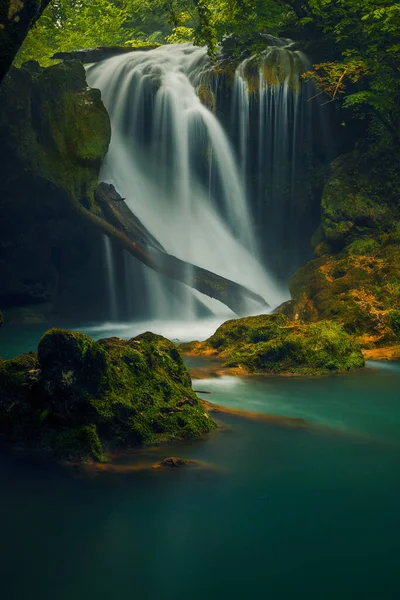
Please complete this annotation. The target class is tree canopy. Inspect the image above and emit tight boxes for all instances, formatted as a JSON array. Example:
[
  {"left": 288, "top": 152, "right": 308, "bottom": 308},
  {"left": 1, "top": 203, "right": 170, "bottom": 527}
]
[{"left": 8, "top": 0, "right": 400, "bottom": 145}]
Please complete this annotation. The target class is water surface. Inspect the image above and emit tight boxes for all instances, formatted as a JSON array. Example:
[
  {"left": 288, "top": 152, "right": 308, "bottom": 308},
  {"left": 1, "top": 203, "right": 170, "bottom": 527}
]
[{"left": 1, "top": 322, "right": 400, "bottom": 599}]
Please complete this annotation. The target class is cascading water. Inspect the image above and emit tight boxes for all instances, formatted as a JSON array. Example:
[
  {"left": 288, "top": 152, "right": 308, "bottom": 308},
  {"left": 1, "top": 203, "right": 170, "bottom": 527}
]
[
  {"left": 87, "top": 40, "right": 326, "bottom": 325},
  {"left": 87, "top": 44, "right": 287, "bottom": 322},
  {"left": 227, "top": 37, "right": 331, "bottom": 277},
  {"left": 103, "top": 235, "right": 119, "bottom": 322}
]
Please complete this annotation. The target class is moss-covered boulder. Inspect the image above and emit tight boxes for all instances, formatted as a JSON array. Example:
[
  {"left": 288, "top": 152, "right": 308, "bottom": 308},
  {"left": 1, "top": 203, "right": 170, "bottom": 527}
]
[
  {"left": 0, "top": 329, "right": 215, "bottom": 462},
  {"left": 181, "top": 314, "right": 364, "bottom": 376},
  {"left": 0, "top": 60, "right": 111, "bottom": 319},
  {"left": 278, "top": 148, "right": 400, "bottom": 348},
  {"left": 279, "top": 243, "right": 400, "bottom": 347}
]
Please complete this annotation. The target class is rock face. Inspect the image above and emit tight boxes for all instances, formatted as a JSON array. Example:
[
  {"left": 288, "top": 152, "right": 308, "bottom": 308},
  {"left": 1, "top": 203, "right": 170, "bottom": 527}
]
[
  {"left": 0, "top": 329, "right": 215, "bottom": 461},
  {"left": 0, "top": 60, "right": 111, "bottom": 320},
  {"left": 279, "top": 149, "right": 400, "bottom": 347},
  {"left": 181, "top": 313, "right": 365, "bottom": 375}
]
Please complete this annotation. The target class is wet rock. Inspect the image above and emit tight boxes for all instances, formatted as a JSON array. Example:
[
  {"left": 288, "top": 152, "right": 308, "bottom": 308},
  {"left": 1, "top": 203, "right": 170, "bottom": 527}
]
[
  {"left": 181, "top": 313, "right": 365, "bottom": 376},
  {"left": 155, "top": 457, "right": 193, "bottom": 468},
  {"left": 0, "top": 329, "right": 216, "bottom": 462}
]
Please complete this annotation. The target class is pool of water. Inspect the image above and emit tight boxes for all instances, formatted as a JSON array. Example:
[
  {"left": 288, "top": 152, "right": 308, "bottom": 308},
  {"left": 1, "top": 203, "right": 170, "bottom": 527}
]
[{"left": 1, "top": 322, "right": 400, "bottom": 599}]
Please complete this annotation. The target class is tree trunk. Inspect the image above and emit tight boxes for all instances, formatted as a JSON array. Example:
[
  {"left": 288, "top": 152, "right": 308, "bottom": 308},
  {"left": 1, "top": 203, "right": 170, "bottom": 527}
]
[
  {"left": 91, "top": 183, "right": 269, "bottom": 315},
  {"left": 0, "top": 0, "right": 52, "bottom": 85}
]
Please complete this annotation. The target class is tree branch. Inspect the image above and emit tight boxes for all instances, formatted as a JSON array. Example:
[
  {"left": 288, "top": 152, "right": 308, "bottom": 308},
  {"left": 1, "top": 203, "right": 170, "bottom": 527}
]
[{"left": 91, "top": 183, "right": 269, "bottom": 315}]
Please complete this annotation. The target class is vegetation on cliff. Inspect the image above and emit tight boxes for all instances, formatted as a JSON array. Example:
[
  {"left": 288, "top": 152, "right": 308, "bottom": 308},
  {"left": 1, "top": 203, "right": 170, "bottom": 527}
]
[
  {"left": 181, "top": 314, "right": 365, "bottom": 376},
  {"left": 279, "top": 147, "right": 400, "bottom": 348},
  {"left": 0, "top": 329, "right": 215, "bottom": 462}
]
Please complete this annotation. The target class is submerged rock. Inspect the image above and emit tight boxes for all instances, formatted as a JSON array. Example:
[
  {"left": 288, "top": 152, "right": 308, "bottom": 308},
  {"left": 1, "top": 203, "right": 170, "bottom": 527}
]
[
  {"left": 181, "top": 313, "right": 365, "bottom": 376},
  {"left": 0, "top": 329, "right": 215, "bottom": 462}
]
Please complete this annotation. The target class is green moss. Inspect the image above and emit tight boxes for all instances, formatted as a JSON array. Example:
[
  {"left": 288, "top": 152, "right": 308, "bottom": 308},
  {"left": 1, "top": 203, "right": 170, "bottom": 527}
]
[
  {"left": 0, "top": 329, "right": 215, "bottom": 462},
  {"left": 0, "top": 61, "right": 111, "bottom": 314},
  {"left": 320, "top": 150, "right": 400, "bottom": 251},
  {"left": 279, "top": 242, "right": 400, "bottom": 346},
  {"left": 56, "top": 425, "right": 105, "bottom": 462},
  {"left": 0, "top": 60, "right": 111, "bottom": 208},
  {"left": 187, "top": 314, "right": 364, "bottom": 376},
  {"left": 389, "top": 310, "right": 400, "bottom": 338},
  {"left": 345, "top": 238, "right": 380, "bottom": 256}
]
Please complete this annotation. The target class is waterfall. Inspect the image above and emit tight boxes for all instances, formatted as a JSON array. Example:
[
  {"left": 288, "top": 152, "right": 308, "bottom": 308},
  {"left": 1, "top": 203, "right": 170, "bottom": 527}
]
[
  {"left": 87, "top": 44, "right": 288, "bottom": 322},
  {"left": 87, "top": 40, "right": 322, "bottom": 323},
  {"left": 103, "top": 235, "right": 119, "bottom": 321},
  {"left": 229, "top": 41, "right": 314, "bottom": 277}
]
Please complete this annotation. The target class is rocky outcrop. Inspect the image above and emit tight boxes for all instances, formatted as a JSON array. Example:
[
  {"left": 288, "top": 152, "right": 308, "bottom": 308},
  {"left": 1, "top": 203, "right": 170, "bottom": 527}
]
[
  {"left": 279, "top": 148, "right": 400, "bottom": 348},
  {"left": 181, "top": 313, "right": 365, "bottom": 376},
  {"left": 0, "top": 329, "right": 215, "bottom": 462},
  {"left": 279, "top": 244, "right": 400, "bottom": 347},
  {"left": 316, "top": 150, "right": 400, "bottom": 253},
  {"left": 0, "top": 60, "right": 111, "bottom": 320}
]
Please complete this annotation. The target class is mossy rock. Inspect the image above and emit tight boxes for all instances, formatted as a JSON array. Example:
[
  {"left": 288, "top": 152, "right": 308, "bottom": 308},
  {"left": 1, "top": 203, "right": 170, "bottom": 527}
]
[
  {"left": 320, "top": 150, "right": 400, "bottom": 251},
  {"left": 0, "top": 329, "right": 215, "bottom": 462},
  {"left": 284, "top": 147, "right": 400, "bottom": 348},
  {"left": 181, "top": 314, "right": 364, "bottom": 376},
  {"left": 279, "top": 243, "right": 400, "bottom": 346},
  {"left": 0, "top": 60, "right": 111, "bottom": 317},
  {"left": 0, "top": 60, "right": 111, "bottom": 206}
]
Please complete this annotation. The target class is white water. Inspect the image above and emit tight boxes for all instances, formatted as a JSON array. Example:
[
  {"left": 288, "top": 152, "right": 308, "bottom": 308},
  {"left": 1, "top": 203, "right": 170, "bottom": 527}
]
[
  {"left": 231, "top": 43, "right": 313, "bottom": 275},
  {"left": 87, "top": 44, "right": 287, "bottom": 323},
  {"left": 83, "top": 316, "right": 234, "bottom": 344},
  {"left": 103, "top": 235, "right": 119, "bottom": 321}
]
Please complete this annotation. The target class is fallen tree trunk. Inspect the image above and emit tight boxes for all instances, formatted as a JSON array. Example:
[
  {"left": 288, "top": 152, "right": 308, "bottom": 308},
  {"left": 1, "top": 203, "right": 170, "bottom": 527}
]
[{"left": 90, "top": 183, "right": 269, "bottom": 315}]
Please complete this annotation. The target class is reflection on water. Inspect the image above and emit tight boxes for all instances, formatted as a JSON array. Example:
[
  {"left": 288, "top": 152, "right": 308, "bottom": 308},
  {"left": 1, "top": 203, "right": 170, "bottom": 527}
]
[{"left": 192, "top": 359, "right": 400, "bottom": 444}]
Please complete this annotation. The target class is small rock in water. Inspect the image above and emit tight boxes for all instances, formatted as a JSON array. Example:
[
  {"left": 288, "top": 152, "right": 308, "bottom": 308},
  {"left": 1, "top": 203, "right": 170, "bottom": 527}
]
[{"left": 156, "top": 457, "right": 190, "bottom": 468}]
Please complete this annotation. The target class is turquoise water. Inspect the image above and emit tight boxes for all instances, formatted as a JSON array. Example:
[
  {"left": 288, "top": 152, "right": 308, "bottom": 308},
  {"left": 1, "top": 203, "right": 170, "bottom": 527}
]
[{"left": 1, "top": 323, "right": 400, "bottom": 599}]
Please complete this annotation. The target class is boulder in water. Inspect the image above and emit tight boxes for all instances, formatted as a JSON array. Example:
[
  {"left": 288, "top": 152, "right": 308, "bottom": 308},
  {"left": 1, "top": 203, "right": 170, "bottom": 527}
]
[
  {"left": 0, "top": 329, "right": 215, "bottom": 462},
  {"left": 180, "top": 313, "right": 365, "bottom": 376}
]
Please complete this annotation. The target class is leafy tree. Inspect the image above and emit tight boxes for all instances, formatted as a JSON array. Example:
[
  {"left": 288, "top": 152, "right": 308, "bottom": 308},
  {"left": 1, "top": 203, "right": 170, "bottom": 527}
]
[
  {"left": 0, "top": 0, "right": 53, "bottom": 82},
  {"left": 296, "top": 1, "right": 400, "bottom": 144}
]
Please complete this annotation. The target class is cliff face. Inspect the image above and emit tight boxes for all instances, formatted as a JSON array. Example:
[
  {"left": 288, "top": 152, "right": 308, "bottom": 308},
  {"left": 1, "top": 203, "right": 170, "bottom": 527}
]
[
  {"left": 279, "top": 147, "right": 400, "bottom": 348},
  {"left": 0, "top": 60, "right": 111, "bottom": 321}
]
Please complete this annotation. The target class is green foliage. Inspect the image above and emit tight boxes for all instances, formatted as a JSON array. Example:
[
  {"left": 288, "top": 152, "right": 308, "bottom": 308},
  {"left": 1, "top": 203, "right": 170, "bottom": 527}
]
[
  {"left": 16, "top": 0, "right": 287, "bottom": 65},
  {"left": 166, "top": 26, "right": 195, "bottom": 44},
  {"left": 297, "top": 1, "right": 400, "bottom": 143}
]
